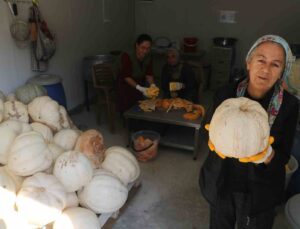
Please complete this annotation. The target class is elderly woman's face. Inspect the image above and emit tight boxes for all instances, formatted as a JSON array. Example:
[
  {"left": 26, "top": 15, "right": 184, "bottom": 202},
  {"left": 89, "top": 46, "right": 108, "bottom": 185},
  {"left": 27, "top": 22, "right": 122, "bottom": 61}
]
[
  {"left": 136, "top": 41, "right": 151, "bottom": 60},
  {"left": 247, "top": 42, "right": 285, "bottom": 93},
  {"left": 167, "top": 51, "right": 178, "bottom": 66}
]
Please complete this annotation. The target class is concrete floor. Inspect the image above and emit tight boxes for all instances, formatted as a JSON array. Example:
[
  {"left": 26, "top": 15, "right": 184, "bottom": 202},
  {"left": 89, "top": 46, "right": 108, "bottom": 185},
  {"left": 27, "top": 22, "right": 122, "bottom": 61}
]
[{"left": 70, "top": 101, "right": 290, "bottom": 229}]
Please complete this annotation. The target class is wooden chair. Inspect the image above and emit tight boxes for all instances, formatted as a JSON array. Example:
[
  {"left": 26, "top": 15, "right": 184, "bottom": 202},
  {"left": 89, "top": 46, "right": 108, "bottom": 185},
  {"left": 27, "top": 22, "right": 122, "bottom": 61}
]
[
  {"left": 187, "top": 61, "right": 206, "bottom": 104},
  {"left": 92, "top": 63, "right": 116, "bottom": 133}
]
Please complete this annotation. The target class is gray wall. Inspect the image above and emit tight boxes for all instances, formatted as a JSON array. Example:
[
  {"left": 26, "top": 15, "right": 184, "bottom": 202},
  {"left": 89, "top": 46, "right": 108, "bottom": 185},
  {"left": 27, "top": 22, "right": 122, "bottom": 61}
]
[
  {"left": 0, "top": 0, "right": 135, "bottom": 109},
  {"left": 135, "top": 0, "right": 300, "bottom": 68}
]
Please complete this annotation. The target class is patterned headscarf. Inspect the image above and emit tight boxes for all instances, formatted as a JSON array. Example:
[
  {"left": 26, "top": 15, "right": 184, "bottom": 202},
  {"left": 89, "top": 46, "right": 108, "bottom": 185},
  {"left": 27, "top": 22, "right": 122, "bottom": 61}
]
[
  {"left": 236, "top": 35, "right": 295, "bottom": 127},
  {"left": 167, "top": 47, "right": 180, "bottom": 65}
]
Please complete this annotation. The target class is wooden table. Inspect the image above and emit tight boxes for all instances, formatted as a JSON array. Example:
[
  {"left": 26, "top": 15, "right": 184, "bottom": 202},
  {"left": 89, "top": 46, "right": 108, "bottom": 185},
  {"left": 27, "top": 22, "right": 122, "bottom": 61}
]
[{"left": 124, "top": 106, "right": 203, "bottom": 160}]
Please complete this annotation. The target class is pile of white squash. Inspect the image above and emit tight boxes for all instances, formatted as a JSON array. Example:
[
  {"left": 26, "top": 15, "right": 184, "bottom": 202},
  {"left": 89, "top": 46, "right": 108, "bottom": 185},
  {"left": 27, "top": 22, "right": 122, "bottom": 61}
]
[{"left": 0, "top": 85, "right": 140, "bottom": 229}]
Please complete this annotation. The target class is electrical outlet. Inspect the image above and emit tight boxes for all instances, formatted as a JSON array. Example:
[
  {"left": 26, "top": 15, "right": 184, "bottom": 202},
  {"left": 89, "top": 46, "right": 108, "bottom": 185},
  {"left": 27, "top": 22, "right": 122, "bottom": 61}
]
[{"left": 219, "top": 10, "right": 237, "bottom": 24}]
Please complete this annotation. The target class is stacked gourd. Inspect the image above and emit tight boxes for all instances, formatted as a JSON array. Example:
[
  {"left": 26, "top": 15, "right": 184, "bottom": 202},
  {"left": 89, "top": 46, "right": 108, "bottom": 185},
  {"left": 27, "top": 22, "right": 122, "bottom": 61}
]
[{"left": 0, "top": 86, "right": 140, "bottom": 229}]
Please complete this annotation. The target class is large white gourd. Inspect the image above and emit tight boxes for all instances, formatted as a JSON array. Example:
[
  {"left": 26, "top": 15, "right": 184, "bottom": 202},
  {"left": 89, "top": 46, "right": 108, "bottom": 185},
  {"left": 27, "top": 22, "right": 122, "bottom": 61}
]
[
  {"left": 54, "top": 129, "right": 80, "bottom": 151},
  {"left": 64, "top": 192, "right": 79, "bottom": 209},
  {"left": 0, "top": 120, "right": 32, "bottom": 135},
  {"left": 209, "top": 97, "right": 270, "bottom": 158},
  {"left": 53, "top": 207, "right": 100, "bottom": 229},
  {"left": 78, "top": 169, "right": 128, "bottom": 213},
  {"left": 2, "top": 166, "right": 24, "bottom": 192},
  {"left": 59, "top": 105, "right": 71, "bottom": 129},
  {"left": 4, "top": 100, "right": 29, "bottom": 123},
  {"left": 102, "top": 146, "right": 140, "bottom": 185},
  {"left": 16, "top": 172, "right": 67, "bottom": 227},
  {"left": 74, "top": 129, "right": 105, "bottom": 168},
  {"left": 30, "top": 122, "right": 53, "bottom": 143},
  {"left": 15, "top": 83, "right": 47, "bottom": 104},
  {"left": 0, "top": 166, "right": 17, "bottom": 212},
  {"left": 0, "top": 210, "right": 31, "bottom": 229},
  {"left": 8, "top": 131, "right": 53, "bottom": 176},
  {"left": 28, "top": 96, "right": 62, "bottom": 131},
  {"left": 53, "top": 151, "right": 93, "bottom": 192},
  {"left": 0, "top": 126, "right": 17, "bottom": 165}
]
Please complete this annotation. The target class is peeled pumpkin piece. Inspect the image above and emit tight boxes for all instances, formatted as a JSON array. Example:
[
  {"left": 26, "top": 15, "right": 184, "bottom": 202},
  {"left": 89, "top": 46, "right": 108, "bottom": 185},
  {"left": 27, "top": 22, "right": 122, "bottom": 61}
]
[
  {"left": 53, "top": 207, "right": 100, "bottom": 229},
  {"left": 28, "top": 96, "right": 62, "bottom": 131},
  {"left": 0, "top": 166, "right": 17, "bottom": 212},
  {"left": 54, "top": 129, "right": 80, "bottom": 151},
  {"left": 53, "top": 151, "right": 93, "bottom": 192},
  {"left": 4, "top": 100, "right": 29, "bottom": 123},
  {"left": 16, "top": 172, "right": 67, "bottom": 228},
  {"left": 8, "top": 131, "right": 53, "bottom": 176},
  {"left": 31, "top": 122, "right": 53, "bottom": 143},
  {"left": 74, "top": 129, "right": 105, "bottom": 168}
]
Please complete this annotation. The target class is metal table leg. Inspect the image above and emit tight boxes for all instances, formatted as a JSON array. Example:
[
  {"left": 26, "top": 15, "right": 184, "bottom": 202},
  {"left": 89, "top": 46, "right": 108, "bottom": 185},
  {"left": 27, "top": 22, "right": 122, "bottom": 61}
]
[{"left": 193, "top": 127, "right": 200, "bottom": 160}]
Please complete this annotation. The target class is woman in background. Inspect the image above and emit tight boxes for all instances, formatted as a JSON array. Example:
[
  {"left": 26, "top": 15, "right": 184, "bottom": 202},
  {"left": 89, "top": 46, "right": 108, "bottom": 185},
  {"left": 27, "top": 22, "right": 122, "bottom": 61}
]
[
  {"left": 117, "top": 34, "right": 154, "bottom": 113},
  {"left": 161, "top": 48, "right": 198, "bottom": 103}
]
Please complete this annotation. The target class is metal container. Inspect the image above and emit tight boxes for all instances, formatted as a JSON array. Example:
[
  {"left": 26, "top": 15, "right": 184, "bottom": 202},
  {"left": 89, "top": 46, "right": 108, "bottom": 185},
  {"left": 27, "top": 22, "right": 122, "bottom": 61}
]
[{"left": 82, "top": 54, "right": 115, "bottom": 82}]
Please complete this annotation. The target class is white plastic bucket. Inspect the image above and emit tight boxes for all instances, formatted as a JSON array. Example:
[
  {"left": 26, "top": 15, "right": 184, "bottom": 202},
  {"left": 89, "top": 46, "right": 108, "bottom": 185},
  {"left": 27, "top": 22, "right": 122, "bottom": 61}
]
[{"left": 286, "top": 155, "right": 299, "bottom": 189}]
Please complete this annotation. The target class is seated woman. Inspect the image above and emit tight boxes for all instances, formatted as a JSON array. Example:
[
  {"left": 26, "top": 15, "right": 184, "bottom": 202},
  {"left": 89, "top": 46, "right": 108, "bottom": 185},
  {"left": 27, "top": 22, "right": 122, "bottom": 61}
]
[
  {"left": 161, "top": 48, "right": 198, "bottom": 103},
  {"left": 116, "top": 34, "right": 155, "bottom": 113}
]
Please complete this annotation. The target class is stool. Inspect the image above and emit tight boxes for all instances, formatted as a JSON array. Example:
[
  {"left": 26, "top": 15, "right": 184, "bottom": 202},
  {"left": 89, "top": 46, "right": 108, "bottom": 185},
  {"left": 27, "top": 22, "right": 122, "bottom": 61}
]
[
  {"left": 92, "top": 63, "right": 116, "bottom": 133},
  {"left": 285, "top": 194, "right": 300, "bottom": 229},
  {"left": 28, "top": 74, "right": 67, "bottom": 108}
]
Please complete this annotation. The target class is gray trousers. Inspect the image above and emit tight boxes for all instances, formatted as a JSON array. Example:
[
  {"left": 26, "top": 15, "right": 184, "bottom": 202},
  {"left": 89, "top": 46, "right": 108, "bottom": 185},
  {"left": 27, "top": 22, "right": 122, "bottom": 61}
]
[{"left": 209, "top": 193, "right": 275, "bottom": 229}]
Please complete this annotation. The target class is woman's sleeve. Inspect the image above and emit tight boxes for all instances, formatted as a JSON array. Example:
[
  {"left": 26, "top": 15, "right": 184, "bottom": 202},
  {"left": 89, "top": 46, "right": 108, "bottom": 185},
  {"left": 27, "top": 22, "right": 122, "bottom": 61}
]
[
  {"left": 146, "top": 58, "right": 153, "bottom": 75},
  {"left": 161, "top": 65, "right": 170, "bottom": 97},
  {"left": 120, "top": 53, "right": 132, "bottom": 80}
]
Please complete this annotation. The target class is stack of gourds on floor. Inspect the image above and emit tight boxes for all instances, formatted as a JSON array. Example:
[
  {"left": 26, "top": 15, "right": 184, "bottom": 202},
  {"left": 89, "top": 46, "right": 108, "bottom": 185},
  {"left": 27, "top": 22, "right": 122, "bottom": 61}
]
[{"left": 0, "top": 85, "right": 140, "bottom": 229}]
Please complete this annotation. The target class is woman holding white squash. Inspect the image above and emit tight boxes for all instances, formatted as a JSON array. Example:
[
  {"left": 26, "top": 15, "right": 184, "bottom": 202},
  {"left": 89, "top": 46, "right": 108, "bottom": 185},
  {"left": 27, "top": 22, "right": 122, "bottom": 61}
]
[{"left": 199, "top": 35, "right": 299, "bottom": 229}]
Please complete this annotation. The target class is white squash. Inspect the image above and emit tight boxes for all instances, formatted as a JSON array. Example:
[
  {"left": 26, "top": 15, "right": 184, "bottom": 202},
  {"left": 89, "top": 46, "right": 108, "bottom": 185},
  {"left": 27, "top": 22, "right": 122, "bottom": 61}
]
[
  {"left": 2, "top": 166, "right": 24, "bottom": 192},
  {"left": 0, "top": 120, "right": 32, "bottom": 135},
  {"left": 8, "top": 131, "right": 53, "bottom": 176},
  {"left": 48, "top": 143, "right": 65, "bottom": 161},
  {"left": 4, "top": 100, "right": 29, "bottom": 123},
  {"left": 102, "top": 146, "right": 140, "bottom": 185},
  {"left": 78, "top": 169, "right": 128, "bottom": 213},
  {"left": 28, "top": 96, "right": 62, "bottom": 131},
  {"left": 0, "top": 99, "right": 4, "bottom": 123},
  {"left": 31, "top": 122, "right": 53, "bottom": 143},
  {"left": 0, "top": 210, "right": 31, "bottom": 229},
  {"left": 209, "top": 97, "right": 270, "bottom": 158},
  {"left": 15, "top": 83, "right": 47, "bottom": 104},
  {"left": 54, "top": 129, "right": 80, "bottom": 151},
  {"left": 53, "top": 207, "right": 100, "bottom": 229},
  {"left": 0, "top": 166, "right": 17, "bottom": 212},
  {"left": 53, "top": 151, "right": 93, "bottom": 192},
  {"left": 16, "top": 172, "right": 67, "bottom": 227},
  {"left": 74, "top": 129, "right": 105, "bottom": 168},
  {"left": 64, "top": 192, "right": 79, "bottom": 209},
  {"left": 59, "top": 105, "right": 71, "bottom": 129},
  {"left": 0, "top": 126, "right": 17, "bottom": 165}
]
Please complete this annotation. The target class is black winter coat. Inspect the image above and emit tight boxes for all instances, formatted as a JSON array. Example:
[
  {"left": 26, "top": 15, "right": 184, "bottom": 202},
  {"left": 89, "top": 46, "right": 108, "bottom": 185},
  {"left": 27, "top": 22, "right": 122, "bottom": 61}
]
[{"left": 199, "top": 81, "right": 299, "bottom": 215}]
